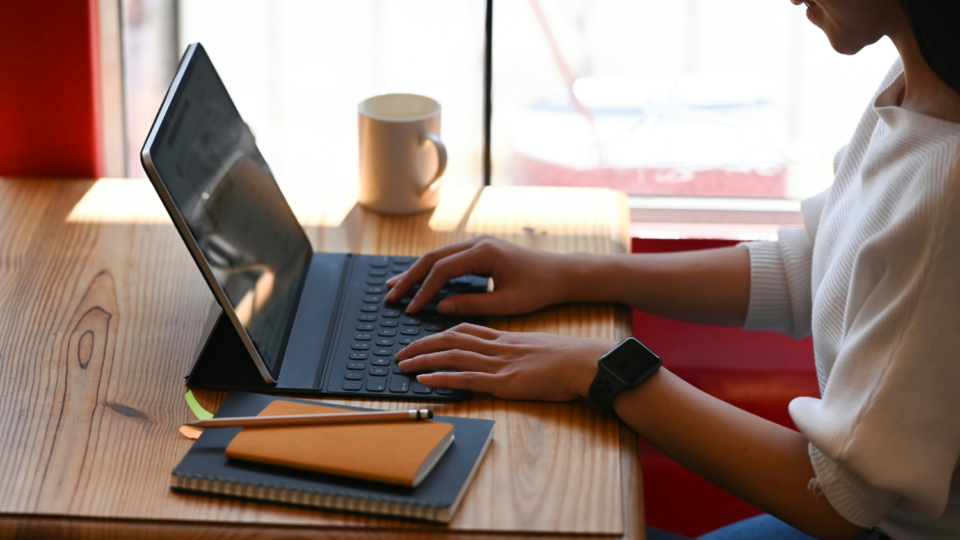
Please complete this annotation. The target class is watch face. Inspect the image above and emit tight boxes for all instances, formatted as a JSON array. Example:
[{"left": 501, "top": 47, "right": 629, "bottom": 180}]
[{"left": 603, "top": 338, "right": 661, "bottom": 384}]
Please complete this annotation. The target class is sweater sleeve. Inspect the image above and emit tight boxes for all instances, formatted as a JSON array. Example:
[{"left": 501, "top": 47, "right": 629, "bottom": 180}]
[
  {"left": 741, "top": 190, "right": 829, "bottom": 339},
  {"left": 790, "top": 156, "right": 960, "bottom": 527}
]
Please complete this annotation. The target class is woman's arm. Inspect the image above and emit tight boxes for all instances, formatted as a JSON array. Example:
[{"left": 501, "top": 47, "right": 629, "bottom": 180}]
[
  {"left": 388, "top": 236, "right": 751, "bottom": 327},
  {"left": 399, "top": 327, "right": 866, "bottom": 540},
  {"left": 563, "top": 247, "right": 751, "bottom": 327}
]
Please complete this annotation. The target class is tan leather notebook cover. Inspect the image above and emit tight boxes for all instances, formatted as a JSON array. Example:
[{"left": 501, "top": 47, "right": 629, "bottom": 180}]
[{"left": 224, "top": 400, "right": 454, "bottom": 487}]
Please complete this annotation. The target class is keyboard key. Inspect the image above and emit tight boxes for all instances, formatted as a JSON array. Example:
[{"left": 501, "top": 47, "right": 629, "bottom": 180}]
[
  {"left": 424, "top": 322, "right": 443, "bottom": 332},
  {"left": 373, "top": 347, "right": 392, "bottom": 356},
  {"left": 347, "top": 361, "right": 366, "bottom": 370},
  {"left": 365, "top": 286, "right": 385, "bottom": 294},
  {"left": 400, "top": 298, "right": 412, "bottom": 306},
  {"left": 356, "top": 323, "right": 374, "bottom": 331},
  {"left": 412, "top": 381, "right": 433, "bottom": 395},
  {"left": 401, "top": 317, "right": 421, "bottom": 326},
  {"left": 437, "top": 388, "right": 457, "bottom": 396},
  {"left": 360, "top": 305, "right": 379, "bottom": 313},
  {"left": 358, "top": 314, "right": 377, "bottom": 322},
  {"left": 401, "top": 327, "right": 420, "bottom": 336},
  {"left": 392, "top": 363, "right": 404, "bottom": 374},
  {"left": 362, "top": 296, "right": 381, "bottom": 303},
  {"left": 354, "top": 333, "right": 372, "bottom": 341},
  {"left": 351, "top": 342, "right": 370, "bottom": 350},
  {"left": 367, "top": 277, "right": 386, "bottom": 285},
  {"left": 371, "top": 357, "right": 391, "bottom": 366},
  {"left": 369, "top": 256, "right": 389, "bottom": 268},
  {"left": 366, "top": 378, "right": 386, "bottom": 392},
  {"left": 393, "top": 256, "right": 415, "bottom": 264},
  {"left": 377, "top": 328, "right": 396, "bottom": 337},
  {"left": 369, "top": 366, "right": 389, "bottom": 376},
  {"left": 389, "top": 375, "right": 411, "bottom": 393},
  {"left": 349, "top": 352, "right": 369, "bottom": 360},
  {"left": 399, "top": 337, "right": 416, "bottom": 345},
  {"left": 380, "top": 319, "right": 398, "bottom": 327},
  {"left": 342, "top": 381, "right": 362, "bottom": 391},
  {"left": 368, "top": 269, "right": 387, "bottom": 277},
  {"left": 375, "top": 338, "right": 395, "bottom": 347},
  {"left": 382, "top": 309, "right": 401, "bottom": 318},
  {"left": 344, "top": 372, "right": 363, "bottom": 380}
]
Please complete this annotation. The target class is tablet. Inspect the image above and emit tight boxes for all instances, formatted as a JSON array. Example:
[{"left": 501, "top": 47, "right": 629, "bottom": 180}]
[{"left": 141, "top": 43, "right": 310, "bottom": 384}]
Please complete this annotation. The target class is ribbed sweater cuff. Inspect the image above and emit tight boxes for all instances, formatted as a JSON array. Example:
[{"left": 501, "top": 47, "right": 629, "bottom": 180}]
[
  {"left": 808, "top": 444, "right": 899, "bottom": 528},
  {"left": 741, "top": 241, "right": 793, "bottom": 333}
]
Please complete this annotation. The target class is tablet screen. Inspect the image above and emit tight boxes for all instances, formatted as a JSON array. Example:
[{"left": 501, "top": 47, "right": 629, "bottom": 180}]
[{"left": 145, "top": 44, "right": 311, "bottom": 378}]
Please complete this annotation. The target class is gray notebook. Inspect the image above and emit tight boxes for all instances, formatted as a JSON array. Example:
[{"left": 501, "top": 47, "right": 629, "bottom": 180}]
[{"left": 171, "top": 391, "right": 494, "bottom": 522}]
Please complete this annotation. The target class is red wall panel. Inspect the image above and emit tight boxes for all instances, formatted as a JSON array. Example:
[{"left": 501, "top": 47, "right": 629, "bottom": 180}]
[{"left": 0, "top": 0, "right": 102, "bottom": 178}]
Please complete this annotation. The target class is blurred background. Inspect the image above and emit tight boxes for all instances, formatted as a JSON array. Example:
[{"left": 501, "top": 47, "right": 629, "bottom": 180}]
[{"left": 122, "top": 0, "right": 897, "bottom": 224}]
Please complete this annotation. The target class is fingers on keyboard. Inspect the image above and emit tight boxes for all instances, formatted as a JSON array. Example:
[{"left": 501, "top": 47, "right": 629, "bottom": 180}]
[{"left": 342, "top": 256, "right": 477, "bottom": 398}]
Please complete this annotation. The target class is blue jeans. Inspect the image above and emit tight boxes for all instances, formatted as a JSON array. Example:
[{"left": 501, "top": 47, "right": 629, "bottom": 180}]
[{"left": 646, "top": 514, "right": 889, "bottom": 540}]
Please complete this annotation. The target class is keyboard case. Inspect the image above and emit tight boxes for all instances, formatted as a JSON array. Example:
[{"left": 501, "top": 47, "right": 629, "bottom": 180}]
[{"left": 185, "top": 253, "right": 483, "bottom": 402}]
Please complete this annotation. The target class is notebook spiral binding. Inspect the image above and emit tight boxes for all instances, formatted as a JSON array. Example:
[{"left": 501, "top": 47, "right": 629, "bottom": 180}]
[{"left": 171, "top": 472, "right": 442, "bottom": 521}]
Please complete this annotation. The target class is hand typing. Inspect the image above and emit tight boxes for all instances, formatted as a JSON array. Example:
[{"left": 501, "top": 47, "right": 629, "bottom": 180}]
[
  {"left": 386, "top": 236, "right": 576, "bottom": 316},
  {"left": 395, "top": 323, "right": 614, "bottom": 402}
]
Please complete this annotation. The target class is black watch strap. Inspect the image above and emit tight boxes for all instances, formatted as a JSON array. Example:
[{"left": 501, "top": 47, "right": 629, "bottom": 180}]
[
  {"left": 588, "top": 337, "right": 662, "bottom": 415},
  {"left": 588, "top": 365, "right": 625, "bottom": 414}
]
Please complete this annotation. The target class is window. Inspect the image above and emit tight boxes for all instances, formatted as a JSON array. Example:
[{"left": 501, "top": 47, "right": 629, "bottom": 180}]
[
  {"left": 121, "top": 0, "right": 898, "bottom": 238},
  {"left": 122, "top": 0, "right": 486, "bottom": 194},
  {"left": 490, "top": 0, "right": 897, "bottom": 202}
]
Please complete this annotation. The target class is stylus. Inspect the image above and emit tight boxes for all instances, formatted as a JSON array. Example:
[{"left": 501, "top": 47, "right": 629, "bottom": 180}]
[{"left": 186, "top": 409, "right": 435, "bottom": 429}]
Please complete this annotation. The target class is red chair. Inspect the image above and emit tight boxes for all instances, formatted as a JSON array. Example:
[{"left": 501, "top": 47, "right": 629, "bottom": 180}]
[{"left": 632, "top": 238, "right": 819, "bottom": 537}]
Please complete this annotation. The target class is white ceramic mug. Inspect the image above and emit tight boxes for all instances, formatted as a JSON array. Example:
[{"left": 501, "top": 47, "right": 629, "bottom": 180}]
[{"left": 358, "top": 93, "right": 447, "bottom": 214}]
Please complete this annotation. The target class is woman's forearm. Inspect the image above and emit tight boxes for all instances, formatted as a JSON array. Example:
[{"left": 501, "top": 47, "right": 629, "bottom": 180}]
[
  {"left": 605, "top": 369, "right": 865, "bottom": 540},
  {"left": 560, "top": 247, "right": 752, "bottom": 327}
]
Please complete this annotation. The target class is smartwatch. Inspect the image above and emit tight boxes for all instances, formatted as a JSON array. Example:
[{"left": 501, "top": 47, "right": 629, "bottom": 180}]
[{"left": 588, "top": 337, "right": 662, "bottom": 414}]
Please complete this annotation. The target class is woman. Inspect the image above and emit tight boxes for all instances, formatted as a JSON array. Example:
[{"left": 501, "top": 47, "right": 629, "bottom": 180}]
[{"left": 387, "top": 0, "right": 960, "bottom": 538}]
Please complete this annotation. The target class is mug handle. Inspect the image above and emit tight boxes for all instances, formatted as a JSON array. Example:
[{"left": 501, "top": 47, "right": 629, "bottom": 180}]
[{"left": 418, "top": 131, "right": 447, "bottom": 195}]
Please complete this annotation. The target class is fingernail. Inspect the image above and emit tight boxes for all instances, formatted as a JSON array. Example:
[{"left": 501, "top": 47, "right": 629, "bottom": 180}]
[
  {"left": 398, "top": 360, "right": 410, "bottom": 370},
  {"left": 416, "top": 374, "right": 430, "bottom": 383}
]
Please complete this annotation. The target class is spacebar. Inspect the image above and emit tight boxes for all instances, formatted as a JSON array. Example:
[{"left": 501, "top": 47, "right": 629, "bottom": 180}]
[{"left": 389, "top": 374, "right": 410, "bottom": 393}]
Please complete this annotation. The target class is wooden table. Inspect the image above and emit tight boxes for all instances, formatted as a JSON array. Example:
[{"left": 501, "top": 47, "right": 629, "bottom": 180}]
[{"left": 0, "top": 178, "right": 642, "bottom": 539}]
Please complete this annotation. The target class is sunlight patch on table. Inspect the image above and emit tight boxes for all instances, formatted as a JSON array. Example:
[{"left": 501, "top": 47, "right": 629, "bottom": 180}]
[
  {"left": 428, "top": 186, "right": 481, "bottom": 232},
  {"left": 66, "top": 178, "right": 170, "bottom": 223}
]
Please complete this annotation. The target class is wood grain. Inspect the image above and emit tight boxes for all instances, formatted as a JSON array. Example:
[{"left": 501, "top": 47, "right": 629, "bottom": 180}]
[{"left": 0, "top": 178, "right": 642, "bottom": 539}]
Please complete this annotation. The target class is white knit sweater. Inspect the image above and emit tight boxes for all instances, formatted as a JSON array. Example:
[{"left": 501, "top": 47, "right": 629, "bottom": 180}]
[{"left": 743, "top": 58, "right": 960, "bottom": 540}]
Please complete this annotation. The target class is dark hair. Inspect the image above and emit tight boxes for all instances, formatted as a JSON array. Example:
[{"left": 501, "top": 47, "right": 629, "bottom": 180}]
[{"left": 901, "top": 0, "right": 960, "bottom": 96}]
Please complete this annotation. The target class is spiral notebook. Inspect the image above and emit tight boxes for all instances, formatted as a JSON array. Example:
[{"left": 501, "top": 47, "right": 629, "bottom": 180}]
[{"left": 171, "top": 391, "right": 494, "bottom": 522}]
